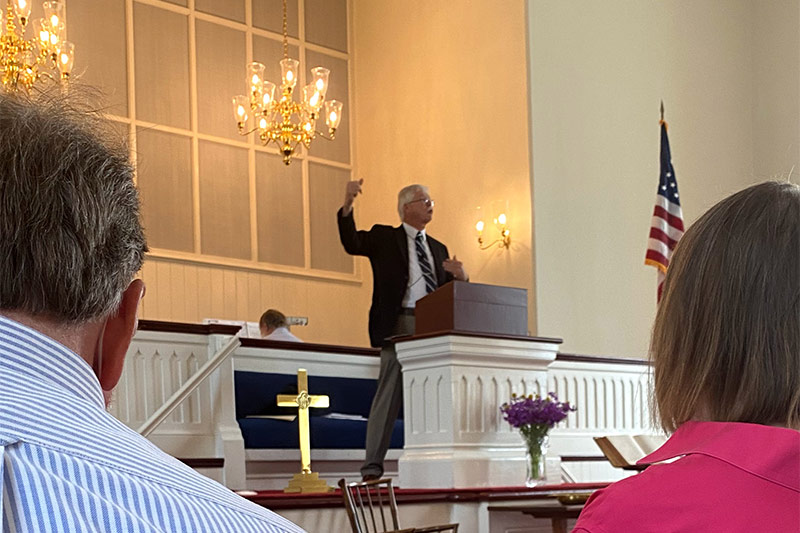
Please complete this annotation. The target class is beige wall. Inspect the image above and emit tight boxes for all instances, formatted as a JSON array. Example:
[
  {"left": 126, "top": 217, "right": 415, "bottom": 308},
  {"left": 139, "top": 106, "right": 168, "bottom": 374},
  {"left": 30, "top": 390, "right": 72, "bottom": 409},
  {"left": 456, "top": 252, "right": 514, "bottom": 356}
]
[
  {"left": 752, "top": 1, "right": 800, "bottom": 181},
  {"left": 351, "top": 0, "right": 536, "bottom": 333},
  {"left": 75, "top": 1, "right": 799, "bottom": 353},
  {"left": 528, "top": 0, "right": 799, "bottom": 357},
  {"left": 135, "top": 0, "right": 535, "bottom": 345},
  {"left": 138, "top": 259, "right": 369, "bottom": 345}
]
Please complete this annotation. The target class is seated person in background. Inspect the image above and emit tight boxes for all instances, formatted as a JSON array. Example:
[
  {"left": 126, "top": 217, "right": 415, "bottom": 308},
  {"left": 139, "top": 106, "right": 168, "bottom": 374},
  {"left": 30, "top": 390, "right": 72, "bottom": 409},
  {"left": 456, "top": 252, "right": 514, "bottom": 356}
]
[
  {"left": 260, "top": 309, "right": 303, "bottom": 342},
  {"left": 0, "top": 90, "right": 304, "bottom": 532},
  {"left": 574, "top": 181, "right": 800, "bottom": 532}
]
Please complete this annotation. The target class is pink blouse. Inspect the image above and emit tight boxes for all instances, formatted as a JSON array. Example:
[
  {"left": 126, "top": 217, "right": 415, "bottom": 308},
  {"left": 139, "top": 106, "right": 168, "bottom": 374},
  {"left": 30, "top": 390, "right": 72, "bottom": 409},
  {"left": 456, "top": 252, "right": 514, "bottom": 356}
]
[{"left": 573, "top": 421, "right": 800, "bottom": 532}]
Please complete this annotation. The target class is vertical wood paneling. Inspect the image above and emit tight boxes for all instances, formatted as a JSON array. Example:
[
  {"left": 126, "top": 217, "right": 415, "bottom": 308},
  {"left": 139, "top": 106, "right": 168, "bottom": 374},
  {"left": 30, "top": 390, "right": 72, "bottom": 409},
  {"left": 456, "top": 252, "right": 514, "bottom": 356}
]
[
  {"left": 209, "top": 269, "right": 225, "bottom": 318},
  {"left": 246, "top": 272, "right": 262, "bottom": 323},
  {"left": 138, "top": 262, "right": 153, "bottom": 318},
  {"left": 410, "top": 377, "right": 420, "bottom": 435},
  {"left": 133, "top": 350, "right": 146, "bottom": 420},
  {"left": 235, "top": 271, "right": 250, "bottom": 321},
  {"left": 187, "top": 353, "right": 201, "bottom": 423},
  {"left": 138, "top": 257, "right": 371, "bottom": 347},
  {"left": 195, "top": 266, "right": 212, "bottom": 321},
  {"left": 223, "top": 270, "right": 238, "bottom": 319},
  {"left": 155, "top": 262, "right": 173, "bottom": 320},
  {"left": 489, "top": 377, "right": 498, "bottom": 431},
  {"left": 475, "top": 377, "right": 484, "bottom": 432},
  {"left": 168, "top": 263, "right": 185, "bottom": 320},
  {"left": 170, "top": 353, "right": 182, "bottom": 422},
  {"left": 422, "top": 377, "right": 431, "bottom": 433},
  {"left": 436, "top": 375, "right": 445, "bottom": 433},
  {"left": 459, "top": 376, "right": 468, "bottom": 433},
  {"left": 183, "top": 265, "right": 199, "bottom": 321}
]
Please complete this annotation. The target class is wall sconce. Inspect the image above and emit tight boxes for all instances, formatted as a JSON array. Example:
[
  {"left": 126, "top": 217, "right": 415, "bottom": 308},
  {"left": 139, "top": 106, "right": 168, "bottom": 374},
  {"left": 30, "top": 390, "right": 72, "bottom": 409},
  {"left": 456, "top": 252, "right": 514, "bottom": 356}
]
[{"left": 475, "top": 202, "right": 511, "bottom": 250}]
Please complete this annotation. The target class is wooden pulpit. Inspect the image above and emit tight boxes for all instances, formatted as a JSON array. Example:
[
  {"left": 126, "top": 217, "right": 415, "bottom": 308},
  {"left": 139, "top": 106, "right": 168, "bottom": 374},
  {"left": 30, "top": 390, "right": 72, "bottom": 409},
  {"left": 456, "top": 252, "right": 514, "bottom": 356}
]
[{"left": 415, "top": 281, "right": 528, "bottom": 336}]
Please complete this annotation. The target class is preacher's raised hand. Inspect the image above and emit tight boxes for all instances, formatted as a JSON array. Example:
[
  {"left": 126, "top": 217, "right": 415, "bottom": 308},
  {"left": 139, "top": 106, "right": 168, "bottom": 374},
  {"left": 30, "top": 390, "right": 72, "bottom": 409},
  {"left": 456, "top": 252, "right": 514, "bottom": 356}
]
[
  {"left": 342, "top": 178, "right": 364, "bottom": 216},
  {"left": 443, "top": 255, "right": 469, "bottom": 282}
]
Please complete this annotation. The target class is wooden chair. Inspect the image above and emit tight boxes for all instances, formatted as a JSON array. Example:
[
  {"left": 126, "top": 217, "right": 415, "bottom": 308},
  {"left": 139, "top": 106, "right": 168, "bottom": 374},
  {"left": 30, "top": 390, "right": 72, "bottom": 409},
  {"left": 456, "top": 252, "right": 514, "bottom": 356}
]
[{"left": 338, "top": 478, "right": 459, "bottom": 533}]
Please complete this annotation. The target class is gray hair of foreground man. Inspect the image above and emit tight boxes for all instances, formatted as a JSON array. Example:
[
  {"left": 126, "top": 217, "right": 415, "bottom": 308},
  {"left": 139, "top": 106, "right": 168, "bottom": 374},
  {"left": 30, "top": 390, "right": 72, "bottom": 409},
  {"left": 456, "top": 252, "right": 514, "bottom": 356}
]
[
  {"left": 397, "top": 184, "right": 429, "bottom": 220},
  {"left": 0, "top": 91, "right": 146, "bottom": 322},
  {"left": 652, "top": 180, "right": 800, "bottom": 432}
]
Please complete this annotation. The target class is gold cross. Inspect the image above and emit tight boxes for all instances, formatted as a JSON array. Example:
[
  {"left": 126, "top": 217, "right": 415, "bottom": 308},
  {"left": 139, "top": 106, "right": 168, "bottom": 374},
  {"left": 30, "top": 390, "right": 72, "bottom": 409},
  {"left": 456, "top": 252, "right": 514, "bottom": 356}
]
[{"left": 277, "top": 368, "right": 329, "bottom": 474}]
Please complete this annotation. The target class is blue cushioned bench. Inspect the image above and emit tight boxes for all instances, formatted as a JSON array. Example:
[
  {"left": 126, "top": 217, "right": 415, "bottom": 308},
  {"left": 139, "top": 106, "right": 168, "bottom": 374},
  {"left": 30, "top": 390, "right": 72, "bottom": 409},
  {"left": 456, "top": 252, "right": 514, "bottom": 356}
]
[{"left": 234, "top": 371, "right": 404, "bottom": 450}]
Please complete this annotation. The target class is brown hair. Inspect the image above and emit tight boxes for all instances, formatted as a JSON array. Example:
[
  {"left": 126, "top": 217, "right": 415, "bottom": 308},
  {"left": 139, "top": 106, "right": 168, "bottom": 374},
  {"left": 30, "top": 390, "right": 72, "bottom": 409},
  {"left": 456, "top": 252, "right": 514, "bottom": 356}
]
[
  {"left": 651, "top": 181, "right": 800, "bottom": 432},
  {"left": 259, "top": 309, "right": 287, "bottom": 329}
]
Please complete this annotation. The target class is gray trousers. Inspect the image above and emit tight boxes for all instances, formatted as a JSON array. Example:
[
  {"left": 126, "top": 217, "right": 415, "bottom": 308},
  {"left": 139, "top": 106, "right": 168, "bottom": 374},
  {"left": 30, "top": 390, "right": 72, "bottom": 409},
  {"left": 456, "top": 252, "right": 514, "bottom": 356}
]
[{"left": 360, "top": 314, "right": 415, "bottom": 478}]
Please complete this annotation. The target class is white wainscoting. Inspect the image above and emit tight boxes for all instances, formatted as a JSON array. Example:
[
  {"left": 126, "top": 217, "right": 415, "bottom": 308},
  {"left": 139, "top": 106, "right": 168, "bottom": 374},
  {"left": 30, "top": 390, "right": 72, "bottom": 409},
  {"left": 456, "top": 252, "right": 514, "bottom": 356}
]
[
  {"left": 112, "top": 329, "right": 244, "bottom": 486},
  {"left": 547, "top": 357, "right": 655, "bottom": 483},
  {"left": 117, "top": 326, "right": 654, "bottom": 491}
]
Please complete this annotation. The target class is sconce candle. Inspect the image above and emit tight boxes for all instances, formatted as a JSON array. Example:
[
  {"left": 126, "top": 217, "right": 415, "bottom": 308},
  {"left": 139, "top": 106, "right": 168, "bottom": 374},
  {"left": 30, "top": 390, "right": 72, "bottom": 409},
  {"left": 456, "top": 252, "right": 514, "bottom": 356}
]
[{"left": 475, "top": 202, "right": 511, "bottom": 250}]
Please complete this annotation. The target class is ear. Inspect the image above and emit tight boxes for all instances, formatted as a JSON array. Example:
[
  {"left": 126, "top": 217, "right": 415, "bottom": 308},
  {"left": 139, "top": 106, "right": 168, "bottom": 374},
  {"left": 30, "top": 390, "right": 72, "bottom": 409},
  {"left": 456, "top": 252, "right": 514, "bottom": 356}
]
[{"left": 97, "top": 279, "right": 145, "bottom": 391}]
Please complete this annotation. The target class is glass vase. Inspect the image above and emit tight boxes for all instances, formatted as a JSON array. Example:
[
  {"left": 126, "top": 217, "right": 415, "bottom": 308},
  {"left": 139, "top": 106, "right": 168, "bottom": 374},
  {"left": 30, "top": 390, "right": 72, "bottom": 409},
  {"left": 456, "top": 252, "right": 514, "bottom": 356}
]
[{"left": 524, "top": 434, "right": 549, "bottom": 487}]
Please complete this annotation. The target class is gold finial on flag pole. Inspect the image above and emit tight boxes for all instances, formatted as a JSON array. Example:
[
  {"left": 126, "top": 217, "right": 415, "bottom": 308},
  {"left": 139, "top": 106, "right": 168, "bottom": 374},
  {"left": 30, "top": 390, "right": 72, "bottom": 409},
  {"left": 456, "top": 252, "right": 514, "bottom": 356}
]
[
  {"left": 660, "top": 100, "right": 665, "bottom": 123},
  {"left": 277, "top": 369, "right": 334, "bottom": 493}
]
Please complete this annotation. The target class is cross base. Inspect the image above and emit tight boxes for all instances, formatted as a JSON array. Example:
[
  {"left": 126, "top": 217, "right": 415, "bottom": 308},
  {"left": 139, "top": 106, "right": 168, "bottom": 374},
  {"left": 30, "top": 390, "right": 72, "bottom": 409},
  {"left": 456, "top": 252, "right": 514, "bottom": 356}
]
[{"left": 282, "top": 471, "right": 334, "bottom": 494}]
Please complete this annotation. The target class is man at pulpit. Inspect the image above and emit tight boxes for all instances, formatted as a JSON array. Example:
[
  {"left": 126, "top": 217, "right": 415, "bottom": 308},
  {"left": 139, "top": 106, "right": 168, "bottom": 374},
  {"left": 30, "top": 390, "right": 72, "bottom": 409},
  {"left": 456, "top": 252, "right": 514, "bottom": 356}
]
[
  {"left": 337, "top": 179, "right": 468, "bottom": 480},
  {"left": 0, "top": 92, "right": 304, "bottom": 532}
]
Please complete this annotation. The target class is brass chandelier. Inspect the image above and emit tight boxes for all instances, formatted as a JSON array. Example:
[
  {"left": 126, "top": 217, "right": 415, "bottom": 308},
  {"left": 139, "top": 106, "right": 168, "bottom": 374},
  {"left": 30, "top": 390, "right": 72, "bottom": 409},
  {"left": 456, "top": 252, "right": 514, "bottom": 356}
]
[
  {"left": 0, "top": 0, "right": 75, "bottom": 93},
  {"left": 232, "top": 0, "right": 342, "bottom": 165}
]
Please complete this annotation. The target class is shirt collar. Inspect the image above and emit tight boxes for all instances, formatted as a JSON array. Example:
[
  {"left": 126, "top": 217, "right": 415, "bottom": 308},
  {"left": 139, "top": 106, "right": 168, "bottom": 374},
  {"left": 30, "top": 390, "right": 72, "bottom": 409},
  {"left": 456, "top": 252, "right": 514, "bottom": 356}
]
[
  {"left": 0, "top": 315, "right": 105, "bottom": 409},
  {"left": 639, "top": 420, "right": 800, "bottom": 492},
  {"left": 403, "top": 222, "right": 426, "bottom": 240}
]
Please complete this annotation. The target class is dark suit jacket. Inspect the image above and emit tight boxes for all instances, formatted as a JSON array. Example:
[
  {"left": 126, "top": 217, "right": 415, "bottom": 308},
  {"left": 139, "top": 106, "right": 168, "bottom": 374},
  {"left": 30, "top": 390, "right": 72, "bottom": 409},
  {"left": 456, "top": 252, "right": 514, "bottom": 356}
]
[{"left": 338, "top": 208, "right": 453, "bottom": 347}]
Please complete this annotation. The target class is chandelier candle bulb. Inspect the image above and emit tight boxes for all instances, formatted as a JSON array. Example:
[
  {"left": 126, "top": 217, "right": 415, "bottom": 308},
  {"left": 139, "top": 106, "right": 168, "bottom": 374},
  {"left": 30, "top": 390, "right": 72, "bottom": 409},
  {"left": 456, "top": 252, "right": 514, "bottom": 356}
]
[
  {"left": 232, "top": 95, "right": 249, "bottom": 124},
  {"left": 42, "top": 1, "right": 62, "bottom": 27},
  {"left": 261, "top": 81, "right": 276, "bottom": 106},
  {"left": 33, "top": 19, "right": 47, "bottom": 44},
  {"left": 310, "top": 66, "right": 329, "bottom": 95},
  {"left": 46, "top": 21, "right": 62, "bottom": 51},
  {"left": 247, "top": 61, "right": 266, "bottom": 94},
  {"left": 302, "top": 84, "right": 322, "bottom": 113},
  {"left": 14, "top": 0, "right": 31, "bottom": 25},
  {"left": 324, "top": 100, "right": 342, "bottom": 131},
  {"left": 57, "top": 40, "right": 73, "bottom": 77},
  {"left": 280, "top": 57, "right": 299, "bottom": 89}
]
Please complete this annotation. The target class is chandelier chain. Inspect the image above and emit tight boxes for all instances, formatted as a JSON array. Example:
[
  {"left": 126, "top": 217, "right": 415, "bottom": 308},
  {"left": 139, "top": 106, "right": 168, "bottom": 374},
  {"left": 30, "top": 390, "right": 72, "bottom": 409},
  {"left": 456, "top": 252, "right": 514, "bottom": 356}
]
[{"left": 282, "top": 0, "right": 288, "bottom": 60}]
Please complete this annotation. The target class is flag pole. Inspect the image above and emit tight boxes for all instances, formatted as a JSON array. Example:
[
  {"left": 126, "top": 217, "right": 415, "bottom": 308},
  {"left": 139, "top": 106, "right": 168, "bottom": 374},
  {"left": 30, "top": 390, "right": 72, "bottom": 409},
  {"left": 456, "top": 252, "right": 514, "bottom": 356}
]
[{"left": 660, "top": 100, "right": 664, "bottom": 123}]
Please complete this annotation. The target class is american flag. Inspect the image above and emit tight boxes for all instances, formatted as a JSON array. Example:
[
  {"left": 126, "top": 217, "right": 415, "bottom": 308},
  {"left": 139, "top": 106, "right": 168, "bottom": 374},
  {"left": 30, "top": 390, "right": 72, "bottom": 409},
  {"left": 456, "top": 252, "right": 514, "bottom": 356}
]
[{"left": 645, "top": 120, "right": 684, "bottom": 302}]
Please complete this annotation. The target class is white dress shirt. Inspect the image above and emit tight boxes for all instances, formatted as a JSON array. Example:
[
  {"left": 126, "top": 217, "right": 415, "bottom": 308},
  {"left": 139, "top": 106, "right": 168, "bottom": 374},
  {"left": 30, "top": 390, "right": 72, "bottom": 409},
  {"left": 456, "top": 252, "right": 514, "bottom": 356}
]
[
  {"left": 263, "top": 326, "right": 302, "bottom": 342},
  {"left": 401, "top": 222, "right": 437, "bottom": 308}
]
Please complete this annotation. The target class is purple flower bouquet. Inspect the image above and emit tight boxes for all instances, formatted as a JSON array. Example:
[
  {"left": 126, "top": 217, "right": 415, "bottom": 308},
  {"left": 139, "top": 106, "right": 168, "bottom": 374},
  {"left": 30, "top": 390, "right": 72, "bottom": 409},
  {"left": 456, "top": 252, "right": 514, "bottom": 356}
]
[{"left": 500, "top": 392, "right": 575, "bottom": 486}]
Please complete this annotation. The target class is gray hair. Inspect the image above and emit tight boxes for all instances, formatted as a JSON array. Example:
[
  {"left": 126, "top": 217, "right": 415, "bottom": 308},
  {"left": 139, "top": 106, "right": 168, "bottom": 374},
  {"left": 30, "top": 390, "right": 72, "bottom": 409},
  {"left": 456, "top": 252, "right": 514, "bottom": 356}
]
[
  {"left": 397, "top": 184, "right": 429, "bottom": 221},
  {"left": 0, "top": 89, "right": 147, "bottom": 323}
]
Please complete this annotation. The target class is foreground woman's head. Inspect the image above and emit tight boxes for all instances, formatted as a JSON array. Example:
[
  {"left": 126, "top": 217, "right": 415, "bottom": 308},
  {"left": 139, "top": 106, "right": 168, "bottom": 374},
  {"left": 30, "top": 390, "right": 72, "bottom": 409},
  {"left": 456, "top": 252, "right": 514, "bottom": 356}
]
[{"left": 652, "top": 181, "right": 800, "bottom": 432}]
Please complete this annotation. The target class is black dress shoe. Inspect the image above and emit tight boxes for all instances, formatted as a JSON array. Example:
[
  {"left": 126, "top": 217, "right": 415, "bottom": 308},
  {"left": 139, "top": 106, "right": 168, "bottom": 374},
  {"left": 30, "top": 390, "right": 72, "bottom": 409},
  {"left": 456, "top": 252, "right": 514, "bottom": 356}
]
[{"left": 362, "top": 474, "right": 380, "bottom": 482}]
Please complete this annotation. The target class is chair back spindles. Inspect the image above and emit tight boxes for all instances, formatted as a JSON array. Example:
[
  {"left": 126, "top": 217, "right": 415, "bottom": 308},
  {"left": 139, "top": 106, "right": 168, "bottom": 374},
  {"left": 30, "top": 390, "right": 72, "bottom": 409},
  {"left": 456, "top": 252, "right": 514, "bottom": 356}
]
[{"left": 338, "top": 477, "right": 459, "bottom": 533}]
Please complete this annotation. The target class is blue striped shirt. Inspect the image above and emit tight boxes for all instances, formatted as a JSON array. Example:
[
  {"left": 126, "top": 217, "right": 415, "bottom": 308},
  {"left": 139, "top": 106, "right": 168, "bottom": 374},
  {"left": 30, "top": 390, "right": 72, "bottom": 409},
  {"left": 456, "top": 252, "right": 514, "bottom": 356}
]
[{"left": 0, "top": 316, "right": 306, "bottom": 532}]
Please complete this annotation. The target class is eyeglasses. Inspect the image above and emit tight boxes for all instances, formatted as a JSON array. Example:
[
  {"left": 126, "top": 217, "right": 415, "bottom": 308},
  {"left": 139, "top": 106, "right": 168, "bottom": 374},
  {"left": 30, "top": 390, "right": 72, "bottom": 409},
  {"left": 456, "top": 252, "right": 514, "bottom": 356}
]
[{"left": 407, "top": 198, "right": 434, "bottom": 207}]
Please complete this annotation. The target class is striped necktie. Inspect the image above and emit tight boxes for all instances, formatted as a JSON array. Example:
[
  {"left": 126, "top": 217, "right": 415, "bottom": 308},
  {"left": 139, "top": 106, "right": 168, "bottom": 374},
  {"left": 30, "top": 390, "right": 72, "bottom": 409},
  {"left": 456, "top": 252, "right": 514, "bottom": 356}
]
[{"left": 415, "top": 231, "right": 437, "bottom": 294}]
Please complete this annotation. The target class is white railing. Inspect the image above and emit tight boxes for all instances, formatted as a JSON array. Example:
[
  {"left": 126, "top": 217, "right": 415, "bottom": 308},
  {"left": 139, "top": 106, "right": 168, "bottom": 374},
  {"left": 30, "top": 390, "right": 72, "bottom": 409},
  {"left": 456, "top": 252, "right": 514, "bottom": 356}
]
[{"left": 115, "top": 324, "right": 653, "bottom": 488}]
